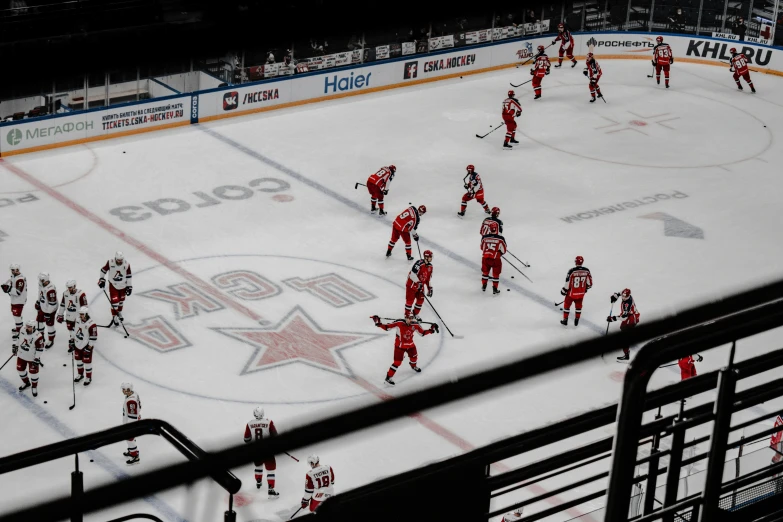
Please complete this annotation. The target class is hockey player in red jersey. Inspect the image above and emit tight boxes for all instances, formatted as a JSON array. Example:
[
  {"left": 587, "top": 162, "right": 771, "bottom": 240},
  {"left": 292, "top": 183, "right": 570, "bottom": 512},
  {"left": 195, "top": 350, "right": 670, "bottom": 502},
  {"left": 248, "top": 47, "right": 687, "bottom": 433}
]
[
  {"left": 301, "top": 455, "right": 335, "bottom": 512},
  {"left": 481, "top": 233, "right": 507, "bottom": 295},
  {"left": 678, "top": 354, "right": 702, "bottom": 381},
  {"left": 652, "top": 36, "right": 673, "bottom": 88},
  {"left": 3, "top": 263, "right": 27, "bottom": 350},
  {"left": 99, "top": 251, "right": 132, "bottom": 327},
  {"left": 14, "top": 319, "right": 44, "bottom": 397},
  {"left": 243, "top": 406, "right": 280, "bottom": 498},
  {"left": 404, "top": 250, "right": 433, "bottom": 319},
  {"left": 458, "top": 165, "right": 490, "bottom": 216},
  {"left": 608, "top": 288, "right": 640, "bottom": 361},
  {"left": 366, "top": 165, "right": 396, "bottom": 215},
  {"left": 530, "top": 45, "right": 551, "bottom": 99},
  {"left": 560, "top": 256, "right": 592, "bottom": 326},
  {"left": 372, "top": 315, "right": 438, "bottom": 386},
  {"left": 481, "top": 207, "right": 503, "bottom": 236},
  {"left": 502, "top": 90, "right": 522, "bottom": 149},
  {"left": 552, "top": 23, "right": 577, "bottom": 68},
  {"left": 386, "top": 205, "right": 426, "bottom": 260},
  {"left": 583, "top": 53, "right": 603, "bottom": 103},
  {"left": 729, "top": 48, "right": 756, "bottom": 92}
]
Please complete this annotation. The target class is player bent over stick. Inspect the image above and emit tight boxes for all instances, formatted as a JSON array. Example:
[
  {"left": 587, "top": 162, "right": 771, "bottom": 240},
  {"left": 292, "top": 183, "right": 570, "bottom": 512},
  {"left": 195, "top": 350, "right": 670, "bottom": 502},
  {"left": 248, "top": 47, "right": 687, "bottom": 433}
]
[
  {"left": 386, "top": 205, "right": 426, "bottom": 260},
  {"left": 371, "top": 315, "right": 438, "bottom": 386},
  {"left": 366, "top": 165, "right": 396, "bottom": 215}
]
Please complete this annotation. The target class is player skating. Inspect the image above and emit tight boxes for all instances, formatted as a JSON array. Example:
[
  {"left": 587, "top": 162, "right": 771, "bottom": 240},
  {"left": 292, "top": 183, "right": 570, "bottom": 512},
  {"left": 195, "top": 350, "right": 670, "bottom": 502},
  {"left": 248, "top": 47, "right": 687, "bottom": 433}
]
[
  {"left": 729, "top": 48, "right": 756, "bottom": 92},
  {"left": 35, "top": 272, "right": 58, "bottom": 349},
  {"left": 404, "top": 250, "right": 433, "bottom": 319},
  {"left": 366, "top": 165, "right": 396, "bottom": 215},
  {"left": 301, "top": 455, "right": 335, "bottom": 513},
  {"left": 372, "top": 315, "right": 438, "bottom": 386},
  {"left": 386, "top": 204, "right": 426, "bottom": 260},
  {"left": 243, "top": 406, "right": 280, "bottom": 498},
  {"left": 530, "top": 45, "right": 551, "bottom": 99},
  {"left": 502, "top": 90, "right": 522, "bottom": 149},
  {"left": 72, "top": 307, "right": 97, "bottom": 385},
  {"left": 607, "top": 288, "right": 640, "bottom": 361},
  {"left": 3, "top": 263, "right": 27, "bottom": 350},
  {"left": 458, "top": 165, "right": 490, "bottom": 216},
  {"left": 652, "top": 36, "right": 673, "bottom": 88},
  {"left": 57, "top": 280, "right": 87, "bottom": 353},
  {"left": 552, "top": 23, "right": 577, "bottom": 68},
  {"left": 480, "top": 207, "right": 503, "bottom": 236},
  {"left": 560, "top": 256, "right": 592, "bottom": 326},
  {"left": 14, "top": 319, "right": 44, "bottom": 397},
  {"left": 99, "top": 251, "right": 132, "bottom": 327},
  {"left": 503, "top": 508, "right": 524, "bottom": 521},
  {"left": 584, "top": 53, "right": 604, "bottom": 103},
  {"left": 481, "top": 232, "right": 507, "bottom": 295},
  {"left": 679, "top": 354, "right": 702, "bottom": 381},
  {"left": 122, "top": 382, "right": 141, "bottom": 464}
]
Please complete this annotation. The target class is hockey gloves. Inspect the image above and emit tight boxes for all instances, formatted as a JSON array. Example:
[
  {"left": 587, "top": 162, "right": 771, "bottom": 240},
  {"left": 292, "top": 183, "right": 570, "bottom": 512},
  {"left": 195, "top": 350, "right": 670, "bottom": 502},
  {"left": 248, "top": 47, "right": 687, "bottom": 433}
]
[
  {"left": 126, "top": 286, "right": 133, "bottom": 296},
  {"left": 583, "top": 69, "right": 588, "bottom": 77},
  {"left": 429, "top": 324, "right": 439, "bottom": 333},
  {"left": 98, "top": 278, "right": 106, "bottom": 288},
  {"left": 56, "top": 314, "right": 64, "bottom": 324},
  {"left": 383, "top": 189, "right": 389, "bottom": 195},
  {"left": 301, "top": 498, "right": 310, "bottom": 509},
  {"left": 560, "top": 288, "right": 567, "bottom": 296},
  {"left": 610, "top": 293, "right": 619, "bottom": 303},
  {"left": 651, "top": 60, "right": 656, "bottom": 66},
  {"left": 607, "top": 316, "right": 617, "bottom": 322},
  {"left": 427, "top": 287, "right": 433, "bottom": 298},
  {"left": 371, "top": 315, "right": 381, "bottom": 325},
  {"left": 412, "top": 233, "right": 419, "bottom": 242},
  {"left": 530, "top": 69, "right": 534, "bottom": 76},
  {"left": 35, "top": 301, "right": 40, "bottom": 311},
  {"left": 516, "top": 110, "right": 522, "bottom": 117},
  {"left": 1, "top": 283, "right": 9, "bottom": 294}
]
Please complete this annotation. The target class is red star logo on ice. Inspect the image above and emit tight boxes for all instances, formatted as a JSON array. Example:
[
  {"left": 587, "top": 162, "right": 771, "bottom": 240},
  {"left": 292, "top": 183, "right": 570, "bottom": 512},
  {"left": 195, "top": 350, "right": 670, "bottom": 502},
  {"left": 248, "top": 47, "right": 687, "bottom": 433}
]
[{"left": 212, "top": 306, "right": 382, "bottom": 376}]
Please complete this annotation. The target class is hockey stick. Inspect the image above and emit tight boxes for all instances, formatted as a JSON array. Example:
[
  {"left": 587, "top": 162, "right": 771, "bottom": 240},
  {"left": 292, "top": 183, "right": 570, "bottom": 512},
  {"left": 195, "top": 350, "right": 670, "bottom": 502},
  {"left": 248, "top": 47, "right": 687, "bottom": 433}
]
[
  {"left": 424, "top": 296, "right": 463, "bottom": 338},
  {"left": 416, "top": 240, "right": 422, "bottom": 259},
  {"left": 354, "top": 182, "right": 366, "bottom": 189},
  {"left": 285, "top": 452, "right": 299, "bottom": 462},
  {"left": 555, "top": 300, "right": 564, "bottom": 307},
  {"left": 601, "top": 302, "right": 615, "bottom": 363},
  {"left": 0, "top": 353, "right": 12, "bottom": 371},
  {"left": 476, "top": 123, "right": 504, "bottom": 139},
  {"left": 647, "top": 64, "right": 655, "bottom": 78},
  {"left": 289, "top": 507, "right": 303, "bottom": 519},
  {"left": 382, "top": 317, "right": 437, "bottom": 326},
  {"left": 103, "top": 288, "right": 130, "bottom": 338},
  {"left": 504, "top": 258, "right": 533, "bottom": 283},
  {"left": 601, "top": 93, "right": 607, "bottom": 103},
  {"left": 69, "top": 351, "right": 76, "bottom": 410},
  {"left": 509, "top": 78, "right": 533, "bottom": 88},
  {"left": 506, "top": 250, "right": 530, "bottom": 268}
]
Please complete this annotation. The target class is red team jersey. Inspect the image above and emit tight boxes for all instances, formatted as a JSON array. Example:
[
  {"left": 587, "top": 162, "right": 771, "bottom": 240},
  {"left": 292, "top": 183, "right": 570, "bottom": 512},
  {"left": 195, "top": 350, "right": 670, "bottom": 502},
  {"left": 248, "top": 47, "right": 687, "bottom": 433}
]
[
  {"left": 502, "top": 97, "right": 522, "bottom": 119},
  {"left": 480, "top": 217, "right": 503, "bottom": 236},
  {"left": 481, "top": 234, "right": 507, "bottom": 259},
  {"left": 368, "top": 167, "right": 393, "bottom": 190},
  {"left": 653, "top": 43, "right": 673, "bottom": 65},
  {"left": 533, "top": 55, "right": 551, "bottom": 73},
  {"left": 465, "top": 172, "right": 484, "bottom": 193},
  {"left": 620, "top": 296, "right": 641, "bottom": 324},
  {"left": 393, "top": 206, "right": 421, "bottom": 232},
  {"left": 586, "top": 60, "right": 602, "bottom": 81},
  {"left": 730, "top": 53, "right": 749, "bottom": 74},
  {"left": 554, "top": 29, "right": 574, "bottom": 47},
  {"left": 378, "top": 320, "right": 432, "bottom": 349},
  {"left": 563, "top": 266, "right": 593, "bottom": 299},
  {"left": 407, "top": 260, "right": 433, "bottom": 290}
]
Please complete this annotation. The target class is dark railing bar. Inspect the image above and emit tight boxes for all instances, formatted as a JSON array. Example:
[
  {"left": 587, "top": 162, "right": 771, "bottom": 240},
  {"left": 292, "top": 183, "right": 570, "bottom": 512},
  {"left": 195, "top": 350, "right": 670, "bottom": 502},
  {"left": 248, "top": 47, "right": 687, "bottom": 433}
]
[
  {"left": 490, "top": 452, "right": 611, "bottom": 498},
  {"left": 726, "top": 422, "right": 783, "bottom": 451},
  {"left": 718, "top": 458, "right": 783, "bottom": 493},
  {"left": 488, "top": 470, "right": 608, "bottom": 518},
  {"left": 730, "top": 408, "right": 783, "bottom": 433},
  {"left": 630, "top": 496, "right": 701, "bottom": 522},
  {"left": 502, "top": 489, "right": 606, "bottom": 522}
]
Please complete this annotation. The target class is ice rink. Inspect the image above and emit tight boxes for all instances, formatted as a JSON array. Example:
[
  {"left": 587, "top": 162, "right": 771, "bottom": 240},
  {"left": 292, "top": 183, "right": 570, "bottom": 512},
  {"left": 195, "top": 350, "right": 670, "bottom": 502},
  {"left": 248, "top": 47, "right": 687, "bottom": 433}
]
[{"left": 2, "top": 58, "right": 783, "bottom": 521}]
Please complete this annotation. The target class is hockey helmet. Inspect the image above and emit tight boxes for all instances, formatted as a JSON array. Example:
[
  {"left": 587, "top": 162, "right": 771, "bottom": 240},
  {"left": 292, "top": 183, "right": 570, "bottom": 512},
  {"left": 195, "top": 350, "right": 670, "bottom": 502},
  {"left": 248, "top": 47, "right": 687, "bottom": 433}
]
[
  {"left": 253, "top": 406, "right": 264, "bottom": 419},
  {"left": 656, "top": 36, "right": 663, "bottom": 44},
  {"left": 388, "top": 165, "right": 396, "bottom": 173},
  {"left": 491, "top": 206, "right": 500, "bottom": 217},
  {"left": 586, "top": 52, "right": 594, "bottom": 62},
  {"left": 38, "top": 272, "right": 50, "bottom": 284},
  {"left": 79, "top": 306, "right": 89, "bottom": 317},
  {"left": 66, "top": 279, "right": 77, "bottom": 290},
  {"left": 115, "top": 251, "right": 124, "bottom": 263},
  {"left": 418, "top": 205, "right": 427, "bottom": 214},
  {"left": 121, "top": 382, "right": 134, "bottom": 392},
  {"left": 307, "top": 455, "right": 320, "bottom": 467},
  {"left": 508, "top": 90, "right": 515, "bottom": 98},
  {"left": 25, "top": 319, "right": 36, "bottom": 331},
  {"left": 575, "top": 256, "right": 584, "bottom": 266},
  {"left": 423, "top": 250, "right": 433, "bottom": 261},
  {"left": 558, "top": 23, "right": 564, "bottom": 30},
  {"left": 621, "top": 288, "right": 631, "bottom": 300},
  {"left": 537, "top": 44, "right": 545, "bottom": 53},
  {"left": 730, "top": 47, "right": 737, "bottom": 55},
  {"left": 9, "top": 263, "right": 20, "bottom": 274},
  {"left": 466, "top": 164, "right": 475, "bottom": 172}
]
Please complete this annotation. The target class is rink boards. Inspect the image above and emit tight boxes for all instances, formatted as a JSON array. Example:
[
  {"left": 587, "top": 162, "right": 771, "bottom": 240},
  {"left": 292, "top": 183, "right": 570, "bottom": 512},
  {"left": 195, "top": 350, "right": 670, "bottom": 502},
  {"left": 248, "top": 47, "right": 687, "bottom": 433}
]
[{"left": 1, "top": 31, "right": 781, "bottom": 157}]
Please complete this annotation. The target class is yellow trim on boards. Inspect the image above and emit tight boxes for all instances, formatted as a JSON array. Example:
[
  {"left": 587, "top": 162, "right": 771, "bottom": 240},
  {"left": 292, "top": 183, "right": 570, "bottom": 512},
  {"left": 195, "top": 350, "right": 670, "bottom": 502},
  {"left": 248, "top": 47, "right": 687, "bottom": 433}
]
[{"left": 1, "top": 53, "right": 780, "bottom": 157}]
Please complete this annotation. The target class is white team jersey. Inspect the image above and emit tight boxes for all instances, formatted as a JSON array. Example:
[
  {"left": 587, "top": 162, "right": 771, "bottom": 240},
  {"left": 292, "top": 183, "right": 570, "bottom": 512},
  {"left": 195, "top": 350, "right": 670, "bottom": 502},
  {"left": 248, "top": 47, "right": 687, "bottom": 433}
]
[
  {"left": 244, "top": 418, "right": 276, "bottom": 442},
  {"left": 17, "top": 329, "right": 43, "bottom": 362},
  {"left": 59, "top": 288, "right": 87, "bottom": 320},
  {"left": 74, "top": 317, "right": 97, "bottom": 350},
  {"left": 38, "top": 282, "right": 58, "bottom": 314},
  {"left": 102, "top": 259, "right": 131, "bottom": 290},
  {"left": 123, "top": 393, "right": 141, "bottom": 424},
  {"left": 4, "top": 274, "right": 27, "bottom": 305},
  {"left": 467, "top": 172, "right": 484, "bottom": 193},
  {"left": 305, "top": 464, "right": 335, "bottom": 499}
]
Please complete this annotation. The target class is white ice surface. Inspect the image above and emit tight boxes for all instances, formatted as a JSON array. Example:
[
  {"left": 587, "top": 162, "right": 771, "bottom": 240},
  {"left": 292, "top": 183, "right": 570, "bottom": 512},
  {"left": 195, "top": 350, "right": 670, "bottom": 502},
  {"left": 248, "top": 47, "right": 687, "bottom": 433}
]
[{"left": 1, "top": 59, "right": 783, "bottom": 522}]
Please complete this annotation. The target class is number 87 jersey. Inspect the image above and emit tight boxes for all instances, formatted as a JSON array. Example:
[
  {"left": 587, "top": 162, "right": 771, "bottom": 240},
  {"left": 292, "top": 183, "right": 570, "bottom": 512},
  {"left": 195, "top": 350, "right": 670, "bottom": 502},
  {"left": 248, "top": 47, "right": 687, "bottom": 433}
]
[{"left": 563, "top": 265, "right": 592, "bottom": 299}]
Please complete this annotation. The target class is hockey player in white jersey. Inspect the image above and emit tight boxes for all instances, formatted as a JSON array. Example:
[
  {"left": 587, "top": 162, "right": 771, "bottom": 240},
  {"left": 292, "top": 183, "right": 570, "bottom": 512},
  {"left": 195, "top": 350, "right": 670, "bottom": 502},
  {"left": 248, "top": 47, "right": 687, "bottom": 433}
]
[
  {"left": 503, "top": 507, "right": 524, "bottom": 521},
  {"left": 122, "top": 382, "right": 141, "bottom": 464},
  {"left": 57, "top": 280, "right": 87, "bottom": 352},
  {"left": 99, "top": 251, "right": 132, "bottom": 327},
  {"left": 73, "top": 307, "right": 98, "bottom": 385},
  {"left": 301, "top": 455, "right": 335, "bottom": 513},
  {"left": 14, "top": 319, "right": 44, "bottom": 397},
  {"left": 35, "top": 272, "right": 58, "bottom": 349},
  {"left": 243, "top": 407, "right": 280, "bottom": 498},
  {"left": 2, "top": 263, "right": 27, "bottom": 349}
]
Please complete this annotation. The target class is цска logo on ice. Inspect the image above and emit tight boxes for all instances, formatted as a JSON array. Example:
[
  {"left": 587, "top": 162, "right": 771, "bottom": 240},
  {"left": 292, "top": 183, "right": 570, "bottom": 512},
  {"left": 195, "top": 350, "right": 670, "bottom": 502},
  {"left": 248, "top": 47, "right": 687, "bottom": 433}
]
[{"left": 323, "top": 71, "right": 372, "bottom": 94}]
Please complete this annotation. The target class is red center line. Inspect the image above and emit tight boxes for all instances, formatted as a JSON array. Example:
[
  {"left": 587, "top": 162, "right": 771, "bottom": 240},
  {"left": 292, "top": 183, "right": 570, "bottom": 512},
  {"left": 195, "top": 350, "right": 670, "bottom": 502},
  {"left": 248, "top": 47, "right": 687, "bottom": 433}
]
[
  {"left": 2, "top": 157, "right": 587, "bottom": 520},
  {"left": 0, "top": 158, "right": 265, "bottom": 323}
]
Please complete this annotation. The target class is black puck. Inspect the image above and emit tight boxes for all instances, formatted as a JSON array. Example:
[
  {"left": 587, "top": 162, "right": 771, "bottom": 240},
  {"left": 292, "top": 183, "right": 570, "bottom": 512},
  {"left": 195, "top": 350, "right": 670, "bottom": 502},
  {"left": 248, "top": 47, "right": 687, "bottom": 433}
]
[
  {"left": 507, "top": 288, "right": 510, "bottom": 291},
  {"left": 90, "top": 459, "right": 94, "bottom": 463},
  {"left": 63, "top": 364, "right": 66, "bottom": 367},
  {"left": 44, "top": 401, "right": 47, "bottom": 404},
  {"left": 123, "top": 151, "right": 126, "bottom": 153},
  {"left": 511, "top": 275, "right": 515, "bottom": 278}
]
